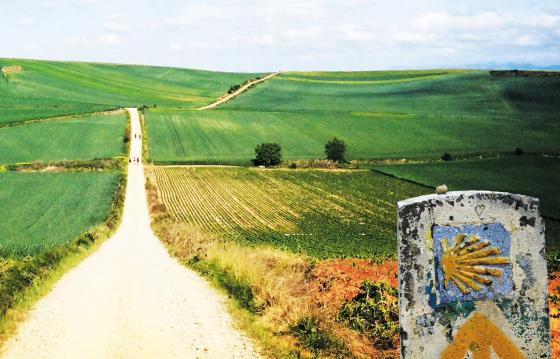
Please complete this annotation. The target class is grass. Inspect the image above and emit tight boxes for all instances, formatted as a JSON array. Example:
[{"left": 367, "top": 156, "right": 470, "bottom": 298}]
[
  {"left": 0, "top": 171, "right": 122, "bottom": 256},
  {"left": 0, "top": 113, "right": 127, "bottom": 164},
  {"left": 0, "top": 58, "right": 261, "bottom": 124},
  {"left": 151, "top": 166, "right": 429, "bottom": 258},
  {"left": 145, "top": 70, "right": 560, "bottom": 163}
]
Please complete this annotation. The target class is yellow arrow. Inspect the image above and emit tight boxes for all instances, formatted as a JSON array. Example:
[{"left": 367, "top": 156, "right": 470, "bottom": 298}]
[{"left": 440, "top": 313, "right": 525, "bottom": 359}]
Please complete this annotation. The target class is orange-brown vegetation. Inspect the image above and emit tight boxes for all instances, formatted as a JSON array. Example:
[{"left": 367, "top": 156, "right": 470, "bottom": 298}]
[{"left": 549, "top": 272, "right": 560, "bottom": 358}]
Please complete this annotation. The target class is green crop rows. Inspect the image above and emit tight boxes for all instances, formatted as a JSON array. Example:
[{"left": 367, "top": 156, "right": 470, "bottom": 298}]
[
  {"left": 0, "top": 171, "right": 122, "bottom": 256},
  {"left": 153, "top": 167, "right": 430, "bottom": 258}
]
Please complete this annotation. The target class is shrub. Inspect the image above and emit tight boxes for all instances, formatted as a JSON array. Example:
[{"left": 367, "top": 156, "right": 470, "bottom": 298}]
[
  {"left": 228, "top": 84, "right": 241, "bottom": 94},
  {"left": 325, "top": 137, "right": 346, "bottom": 162},
  {"left": 254, "top": 143, "right": 282, "bottom": 167},
  {"left": 288, "top": 162, "right": 297, "bottom": 169},
  {"left": 291, "top": 317, "right": 343, "bottom": 355},
  {"left": 441, "top": 152, "right": 453, "bottom": 161},
  {"left": 514, "top": 147, "right": 524, "bottom": 155},
  {"left": 338, "top": 281, "right": 399, "bottom": 349}
]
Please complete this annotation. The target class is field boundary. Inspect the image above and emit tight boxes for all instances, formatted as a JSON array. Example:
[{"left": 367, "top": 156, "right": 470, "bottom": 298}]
[
  {"left": 0, "top": 108, "right": 124, "bottom": 129},
  {"left": 197, "top": 72, "right": 279, "bottom": 110}
]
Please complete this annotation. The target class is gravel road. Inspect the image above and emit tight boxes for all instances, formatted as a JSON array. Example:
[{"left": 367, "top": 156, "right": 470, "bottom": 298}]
[{"left": 1, "top": 108, "right": 260, "bottom": 359}]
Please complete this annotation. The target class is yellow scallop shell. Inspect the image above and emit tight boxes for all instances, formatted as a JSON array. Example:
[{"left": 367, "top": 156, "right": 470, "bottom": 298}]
[{"left": 440, "top": 233, "right": 510, "bottom": 294}]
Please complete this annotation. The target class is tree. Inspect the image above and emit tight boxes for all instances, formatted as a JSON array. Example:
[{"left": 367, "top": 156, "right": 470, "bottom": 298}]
[
  {"left": 325, "top": 137, "right": 346, "bottom": 162},
  {"left": 254, "top": 143, "right": 282, "bottom": 167}
]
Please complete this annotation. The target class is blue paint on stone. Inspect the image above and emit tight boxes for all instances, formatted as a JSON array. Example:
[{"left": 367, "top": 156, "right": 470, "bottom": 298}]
[{"left": 432, "top": 223, "right": 513, "bottom": 305}]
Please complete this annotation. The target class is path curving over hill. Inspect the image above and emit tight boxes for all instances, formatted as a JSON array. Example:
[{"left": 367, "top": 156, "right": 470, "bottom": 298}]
[
  {"left": 198, "top": 72, "right": 279, "bottom": 110},
  {"left": 0, "top": 108, "right": 259, "bottom": 359}
]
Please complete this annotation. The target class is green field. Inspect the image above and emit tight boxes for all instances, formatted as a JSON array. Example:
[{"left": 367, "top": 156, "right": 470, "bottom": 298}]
[
  {"left": 373, "top": 156, "right": 560, "bottom": 252},
  {"left": 374, "top": 156, "right": 560, "bottom": 218},
  {"left": 153, "top": 167, "right": 429, "bottom": 258},
  {"left": 145, "top": 70, "right": 560, "bottom": 163},
  {"left": 0, "top": 171, "right": 121, "bottom": 256},
  {"left": 0, "top": 58, "right": 260, "bottom": 124},
  {"left": 0, "top": 113, "right": 127, "bottom": 164}
]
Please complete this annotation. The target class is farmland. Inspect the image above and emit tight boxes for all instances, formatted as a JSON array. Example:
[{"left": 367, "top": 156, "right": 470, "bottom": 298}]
[
  {"left": 374, "top": 156, "right": 560, "bottom": 252},
  {"left": 0, "top": 112, "right": 127, "bottom": 164},
  {"left": 145, "top": 70, "right": 560, "bottom": 163},
  {"left": 0, "top": 58, "right": 261, "bottom": 124},
  {"left": 0, "top": 171, "right": 122, "bottom": 256},
  {"left": 151, "top": 166, "right": 429, "bottom": 258}
]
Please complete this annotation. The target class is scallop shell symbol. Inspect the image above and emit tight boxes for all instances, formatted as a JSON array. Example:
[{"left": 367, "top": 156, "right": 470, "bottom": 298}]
[{"left": 440, "top": 233, "right": 510, "bottom": 294}]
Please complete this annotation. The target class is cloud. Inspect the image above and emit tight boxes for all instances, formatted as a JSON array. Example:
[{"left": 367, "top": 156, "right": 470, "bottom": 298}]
[
  {"left": 339, "top": 24, "right": 375, "bottom": 41},
  {"left": 257, "top": 1, "right": 325, "bottom": 22},
  {"left": 104, "top": 21, "right": 127, "bottom": 33},
  {"left": 98, "top": 33, "right": 120, "bottom": 46},
  {"left": 14, "top": 18, "right": 34, "bottom": 26},
  {"left": 250, "top": 28, "right": 323, "bottom": 47},
  {"left": 42, "top": 1, "right": 55, "bottom": 9},
  {"left": 392, "top": 31, "right": 435, "bottom": 44},
  {"left": 413, "top": 11, "right": 508, "bottom": 31},
  {"left": 23, "top": 44, "right": 38, "bottom": 51},
  {"left": 65, "top": 36, "right": 89, "bottom": 46},
  {"left": 162, "top": 4, "right": 235, "bottom": 27},
  {"left": 169, "top": 42, "right": 183, "bottom": 51}
]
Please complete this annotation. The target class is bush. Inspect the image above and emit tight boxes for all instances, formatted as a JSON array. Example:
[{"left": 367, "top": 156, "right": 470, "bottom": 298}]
[
  {"left": 228, "top": 84, "right": 241, "bottom": 94},
  {"left": 514, "top": 147, "right": 524, "bottom": 155},
  {"left": 325, "top": 137, "right": 346, "bottom": 162},
  {"left": 254, "top": 143, "right": 282, "bottom": 167},
  {"left": 441, "top": 152, "right": 453, "bottom": 161},
  {"left": 338, "top": 281, "right": 399, "bottom": 349},
  {"left": 291, "top": 317, "right": 343, "bottom": 355},
  {"left": 288, "top": 162, "right": 297, "bottom": 169}
]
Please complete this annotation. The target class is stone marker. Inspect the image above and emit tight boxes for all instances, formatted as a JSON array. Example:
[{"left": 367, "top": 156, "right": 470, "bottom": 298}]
[{"left": 397, "top": 191, "right": 550, "bottom": 358}]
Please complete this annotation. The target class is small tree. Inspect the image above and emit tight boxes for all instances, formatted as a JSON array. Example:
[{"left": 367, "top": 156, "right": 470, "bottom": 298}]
[
  {"left": 441, "top": 152, "right": 453, "bottom": 161},
  {"left": 325, "top": 137, "right": 346, "bottom": 162},
  {"left": 254, "top": 143, "right": 282, "bottom": 167}
]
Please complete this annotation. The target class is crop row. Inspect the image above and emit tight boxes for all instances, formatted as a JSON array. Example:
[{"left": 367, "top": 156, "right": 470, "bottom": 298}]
[{"left": 153, "top": 167, "right": 429, "bottom": 258}]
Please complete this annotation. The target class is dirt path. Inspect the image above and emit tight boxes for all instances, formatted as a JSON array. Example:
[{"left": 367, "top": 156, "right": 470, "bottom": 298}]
[
  {"left": 198, "top": 72, "right": 279, "bottom": 110},
  {"left": 1, "top": 108, "right": 260, "bottom": 359}
]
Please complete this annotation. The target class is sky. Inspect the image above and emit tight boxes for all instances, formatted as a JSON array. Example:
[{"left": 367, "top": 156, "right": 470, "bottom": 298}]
[{"left": 1, "top": 0, "right": 559, "bottom": 72}]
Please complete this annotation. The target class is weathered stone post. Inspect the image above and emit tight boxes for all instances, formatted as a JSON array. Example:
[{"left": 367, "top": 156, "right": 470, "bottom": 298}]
[{"left": 398, "top": 191, "right": 550, "bottom": 358}]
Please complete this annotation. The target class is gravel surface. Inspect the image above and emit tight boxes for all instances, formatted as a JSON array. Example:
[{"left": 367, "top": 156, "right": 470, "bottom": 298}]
[{"left": 1, "top": 108, "right": 260, "bottom": 359}]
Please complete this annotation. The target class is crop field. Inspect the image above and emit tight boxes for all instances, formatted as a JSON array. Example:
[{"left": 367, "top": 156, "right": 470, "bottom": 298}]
[
  {"left": 0, "top": 113, "right": 127, "bottom": 164},
  {"left": 223, "top": 70, "right": 560, "bottom": 116},
  {"left": 0, "top": 58, "right": 261, "bottom": 124},
  {"left": 146, "top": 70, "right": 560, "bottom": 163},
  {"left": 145, "top": 108, "right": 560, "bottom": 164},
  {"left": 0, "top": 171, "right": 121, "bottom": 256},
  {"left": 152, "top": 166, "right": 429, "bottom": 258},
  {"left": 374, "top": 156, "right": 560, "bottom": 252}
]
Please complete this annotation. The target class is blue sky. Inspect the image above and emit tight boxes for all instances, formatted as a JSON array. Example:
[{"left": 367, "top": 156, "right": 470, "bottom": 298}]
[{"left": 1, "top": 0, "right": 559, "bottom": 72}]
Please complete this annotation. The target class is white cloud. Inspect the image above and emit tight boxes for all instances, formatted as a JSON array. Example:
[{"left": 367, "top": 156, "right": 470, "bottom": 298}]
[
  {"left": 65, "top": 36, "right": 89, "bottom": 46},
  {"left": 163, "top": 4, "right": 235, "bottom": 27},
  {"left": 414, "top": 11, "right": 508, "bottom": 31},
  {"left": 42, "top": 1, "right": 55, "bottom": 9},
  {"left": 23, "top": 44, "right": 38, "bottom": 51},
  {"left": 14, "top": 18, "right": 34, "bottom": 26},
  {"left": 104, "top": 21, "right": 127, "bottom": 33},
  {"left": 250, "top": 28, "right": 323, "bottom": 47},
  {"left": 98, "top": 33, "right": 120, "bottom": 46},
  {"left": 257, "top": 1, "right": 325, "bottom": 22},
  {"left": 339, "top": 24, "right": 375, "bottom": 41},
  {"left": 169, "top": 42, "right": 183, "bottom": 51},
  {"left": 392, "top": 31, "right": 435, "bottom": 44}
]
